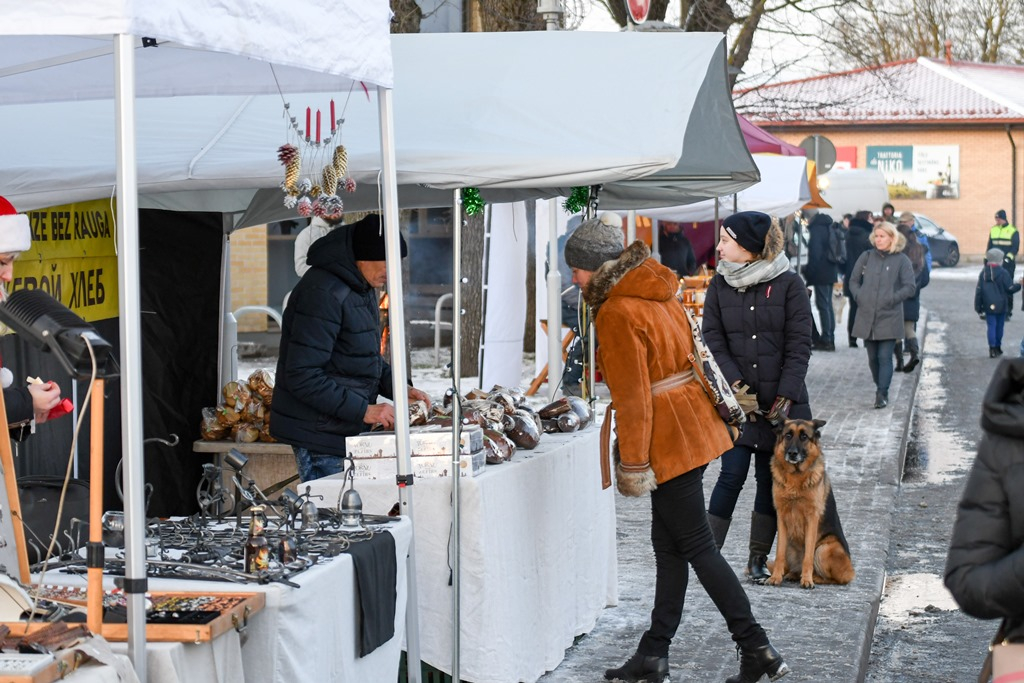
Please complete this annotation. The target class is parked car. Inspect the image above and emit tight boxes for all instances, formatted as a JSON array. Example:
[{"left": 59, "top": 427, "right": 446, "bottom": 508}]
[{"left": 914, "top": 213, "right": 960, "bottom": 267}]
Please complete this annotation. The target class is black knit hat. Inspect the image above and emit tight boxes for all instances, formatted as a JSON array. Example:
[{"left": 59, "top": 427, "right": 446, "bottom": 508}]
[
  {"left": 996, "top": 209, "right": 1008, "bottom": 221},
  {"left": 350, "top": 214, "right": 408, "bottom": 260},
  {"left": 722, "top": 211, "right": 773, "bottom": 256}
]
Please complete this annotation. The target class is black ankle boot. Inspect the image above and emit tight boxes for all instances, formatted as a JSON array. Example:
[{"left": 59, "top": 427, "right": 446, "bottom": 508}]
[
  {"left": 604, "top": 652, "right": 669, "bottom": 682},
  {"left": 990, "top": 347, "right": 998, "bottom": 358},
  {"left": 894, "top": 341, "right": 904, "bottom": 372},
  {"left": 725, "top": 643, "right": 791, "bottom": 683}
]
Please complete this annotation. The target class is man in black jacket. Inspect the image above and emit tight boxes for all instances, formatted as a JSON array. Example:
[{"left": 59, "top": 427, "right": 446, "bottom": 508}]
[
  {"left": 270, "top": 214, "right": 431, "bottom": 481},
  {"left": 803, "top": 212, "right": 838, "bottom": 351},
  {"left": 842, "top": 211, "right": 875, "bottom": 348}
]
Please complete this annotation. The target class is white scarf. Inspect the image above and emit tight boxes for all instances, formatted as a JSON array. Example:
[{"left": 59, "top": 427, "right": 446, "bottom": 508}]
[{"left": 717, "top": 252, "right": 791, "bottom": 291}]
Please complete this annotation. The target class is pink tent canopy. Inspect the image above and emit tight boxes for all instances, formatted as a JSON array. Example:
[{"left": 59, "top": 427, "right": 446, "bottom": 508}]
[{"left": 738, "top": 114, "right": 805, "bottom": 156}]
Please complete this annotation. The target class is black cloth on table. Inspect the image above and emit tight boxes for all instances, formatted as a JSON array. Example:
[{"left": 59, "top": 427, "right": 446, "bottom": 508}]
[{"left": 345, "top": 529, "right": 397, "bottom": 657}]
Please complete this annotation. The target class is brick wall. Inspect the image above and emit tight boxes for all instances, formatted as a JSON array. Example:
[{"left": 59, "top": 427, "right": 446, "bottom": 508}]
[
  {"left": 768, "top": 125, "right": 1024, "bottom": 258},
  {"left": 229, "top": 224, "right": 269, "bottom": 332}
]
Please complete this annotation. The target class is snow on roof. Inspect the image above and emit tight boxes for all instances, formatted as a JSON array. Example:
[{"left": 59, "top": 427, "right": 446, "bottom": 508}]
[{"left": 736, "top": 58, "right": 1024, "bottom": 125}]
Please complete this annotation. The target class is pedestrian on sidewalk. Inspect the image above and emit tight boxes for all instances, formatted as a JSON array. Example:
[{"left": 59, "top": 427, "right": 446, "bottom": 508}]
[
  {"left": 849, "top": 221, "right": 916, "bottom": 409},
  {"left": 702, "top": 211, "right": 813, "bottom": 585},
  {"left": 975, "top": 248, "right": 1020, "bottom": 358},
  {"left": 842, "top": 211, "right": 874, "bottom": 348},
  {"left": 986, "top": 209, "right": 1019, "bottom": 317},
  {"left": 945, "top": 359, "right": 1024, "bottom": 661},
  {"left": 564, "top": 217, "right": 790, "bottom": 683},
  {"left": 803, "top": 211, "right": 839, "bottom": 352},
  {"left": 895, "top": 221, "right": 930, "bottom": 372}
]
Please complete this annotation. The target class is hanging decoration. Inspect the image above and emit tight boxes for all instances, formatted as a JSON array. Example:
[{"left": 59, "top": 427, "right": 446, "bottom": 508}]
[
  {"left": 275, "top": 94, "right": 358, "bottom": 220},
  {"left": 562, "top": 186, "right": 589, "bottom": 215},
  {"left": 462, "top": 188, "right": 485, "bottom": 216}
]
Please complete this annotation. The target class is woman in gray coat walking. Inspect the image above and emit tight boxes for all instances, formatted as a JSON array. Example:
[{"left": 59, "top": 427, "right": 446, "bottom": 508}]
[{"left": 849, "top": 221, "right": 916, "bottom": 408}]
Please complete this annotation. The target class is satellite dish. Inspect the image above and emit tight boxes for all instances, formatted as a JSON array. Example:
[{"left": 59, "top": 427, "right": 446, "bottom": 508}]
[{"left": 799, "top": 135, "right": 837, "bottom": 174}]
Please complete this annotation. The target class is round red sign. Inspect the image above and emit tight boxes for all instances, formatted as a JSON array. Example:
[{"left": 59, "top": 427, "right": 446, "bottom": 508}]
[{"left": 625, "top": 0, "right": 650, "bottom": 24}]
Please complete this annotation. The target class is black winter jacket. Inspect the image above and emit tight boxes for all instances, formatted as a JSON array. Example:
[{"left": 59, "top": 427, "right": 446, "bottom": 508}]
[
  {"left": 842, "top": 219, "right": 873, "bottom": 297},
  {"left": 803, "top": 214, "right": 838, "bottom": 286},
  {"left": 945, "top": 359, "right": 1024, "bottom": 640},
  {"left": 702, "top": 270, "right": 813, "bottom": 452},
  {"left": 270, "top": 227, "right": 394, "bottom": 455},
  {"left": 975, "top": 264, "right": 1021, "bottom": 316}
]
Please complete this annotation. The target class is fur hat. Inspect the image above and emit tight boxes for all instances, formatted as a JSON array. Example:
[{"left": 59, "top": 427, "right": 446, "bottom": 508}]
[
  {"left": 0, "top": 196, "right": 31, "bottom": 254},
  {"left": 350, "top": 214, "right": 407, "bottom": 261},
  {"left": 996, "top": 209, "right": 1008, "bottom": 222},
  {"left": 564, "top": 215, "right": 625, "bottom": 272},
  {"left": 722, "top": 211, "right": 782, "bottom": 260},
  {"left": 987, "top": 247, "right": 1005, "bottom": 263}
]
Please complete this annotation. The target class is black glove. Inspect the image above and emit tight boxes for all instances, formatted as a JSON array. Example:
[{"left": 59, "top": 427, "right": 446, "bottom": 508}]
[
  {"left": 731, "top": 382, "right": 759, "bottom": 416},
  {"left": 765, "top": 396, "right": 793, "bottom": 427},
  {"left": 979, "top": 312, "right": 987, "bottom": 320}
]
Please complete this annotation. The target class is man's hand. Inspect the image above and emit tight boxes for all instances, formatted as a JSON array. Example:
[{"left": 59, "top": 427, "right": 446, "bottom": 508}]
[
  {"left": 26, "top": 379, "right": 61, "bottom": 424},
  {"left": 364, "top": 403, "right": 396, "bottom": 429},
  {"left": 408, "top": 387, "right": 432, "bottom": 412},
  {"left": 979, "top": 312, "right": 987, "bottom": 320},
  {"left": 731, "top": 382, "right": 759, "bottom": 416}
]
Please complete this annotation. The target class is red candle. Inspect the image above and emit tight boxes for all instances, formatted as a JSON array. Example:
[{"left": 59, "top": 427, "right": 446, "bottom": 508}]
[
  {"left": 330, "top": 99, "right": 336, "bottom": 133},
  {"left": 305, "top": 107, "right": 311, "bottom": 141},
  {"left": 316, "top": 110, "right": 321, "bottom": 144}
]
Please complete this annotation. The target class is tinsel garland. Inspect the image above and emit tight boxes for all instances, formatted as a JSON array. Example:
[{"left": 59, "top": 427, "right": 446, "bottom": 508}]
[
  {"left": 462, "top": 188, "right": 484, "bottom": 216},
  {"left": 562, "top": 187, "right": 589, "bottom": 214}
]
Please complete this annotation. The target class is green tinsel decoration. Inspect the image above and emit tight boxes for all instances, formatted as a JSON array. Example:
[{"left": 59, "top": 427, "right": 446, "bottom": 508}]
[
  {"left": 462, "top": 187, "right": 485, "bottom": 216},
  {"left": 562, "top": 186, "right": 589, "bottom": 214}
]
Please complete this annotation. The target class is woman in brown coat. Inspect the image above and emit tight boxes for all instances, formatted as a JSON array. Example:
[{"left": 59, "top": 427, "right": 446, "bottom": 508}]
[{"left": 564, "top": 218, "right": 790, "bottom": 683}]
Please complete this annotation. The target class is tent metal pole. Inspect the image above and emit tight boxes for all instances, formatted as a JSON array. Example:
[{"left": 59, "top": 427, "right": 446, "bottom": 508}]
[
  {"left": 651, "top": 219, "right": 661, "bottom": 263},
  {"left": 546, "top": 199, "right": 562, "bottom": 401},
  {"left": 113, "top": 33, "right": 148, "bottom": 681},
  {"left": 450, "top": 189, "right": 463, "bottom": 682},
  {"left": 378, "top": 86, "right": 422, "bottom": 683},
  {"left": 627, "top": 209, "right": 636, "bottom": 243}
]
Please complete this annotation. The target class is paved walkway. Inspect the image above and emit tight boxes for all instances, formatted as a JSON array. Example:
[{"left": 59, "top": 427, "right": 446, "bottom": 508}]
[{"left": 539, "top": 314, "right": 924, "bottom": 683}]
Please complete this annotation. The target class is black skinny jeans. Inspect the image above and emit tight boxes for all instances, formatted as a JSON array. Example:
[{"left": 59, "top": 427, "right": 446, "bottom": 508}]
[{"left": 637, "top": 468, "right": 768, "bottom": 658}]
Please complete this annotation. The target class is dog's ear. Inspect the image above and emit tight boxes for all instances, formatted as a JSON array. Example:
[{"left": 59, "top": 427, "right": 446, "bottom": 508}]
[
  {"left": 773, "top": 420, "right": 787, "bottom": 437},
  {"left": 812, "top": 418, "right": 827, "bottom": 438}
]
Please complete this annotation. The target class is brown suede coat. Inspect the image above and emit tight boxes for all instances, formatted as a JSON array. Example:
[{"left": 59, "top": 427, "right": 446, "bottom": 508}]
[{"left": 585, "top": 241, "right": 734, "bottom": 491}]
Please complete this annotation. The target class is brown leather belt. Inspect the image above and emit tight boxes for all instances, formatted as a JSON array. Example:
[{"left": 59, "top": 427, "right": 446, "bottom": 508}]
[{"left": 650, "top": 369, "right": 697, "bottom": 395}]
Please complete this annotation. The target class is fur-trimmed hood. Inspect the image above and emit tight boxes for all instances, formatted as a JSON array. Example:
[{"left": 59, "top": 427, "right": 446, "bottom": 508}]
[
  {"left": 581, "top": 240, "right": 664, "bottom": 314},
  {"left": 760, "top": 218, "right": 785, "bottom": 261}
]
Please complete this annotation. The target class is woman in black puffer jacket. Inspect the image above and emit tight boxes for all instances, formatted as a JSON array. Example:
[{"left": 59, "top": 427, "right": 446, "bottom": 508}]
[
  {"left": 703, "top": 211, "right": 814, "bottom": 584},
  {"left": 945, "top": 359, "right": 1024, "bottom": 645}
]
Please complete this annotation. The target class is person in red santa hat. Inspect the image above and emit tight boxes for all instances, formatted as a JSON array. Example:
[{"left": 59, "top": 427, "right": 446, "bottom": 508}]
[{"left": 0, "top": 196, "right": 63, "bottom": 436}]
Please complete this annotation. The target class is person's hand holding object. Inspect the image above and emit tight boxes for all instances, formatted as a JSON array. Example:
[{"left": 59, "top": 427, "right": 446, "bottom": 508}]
[{"left": 26, "top": 376, "right": 62, "bottom": 424}]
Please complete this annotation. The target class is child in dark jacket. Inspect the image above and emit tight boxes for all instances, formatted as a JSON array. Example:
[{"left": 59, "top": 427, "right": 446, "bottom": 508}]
[{"left": 976, "top": 247, "right": 1022, "bottom": 357}]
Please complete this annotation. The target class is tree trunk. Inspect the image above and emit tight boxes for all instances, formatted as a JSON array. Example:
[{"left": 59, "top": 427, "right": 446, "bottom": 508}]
[{"left": 459, "top": 212, "right": 486, "bottom": 380}]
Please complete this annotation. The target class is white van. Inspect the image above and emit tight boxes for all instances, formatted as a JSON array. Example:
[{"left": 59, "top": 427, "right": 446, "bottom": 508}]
[{"left": 817, "top": 169, "right": 889, "bottom": 218}]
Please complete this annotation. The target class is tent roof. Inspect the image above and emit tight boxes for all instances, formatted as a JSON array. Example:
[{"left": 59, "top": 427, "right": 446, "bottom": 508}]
[
  {"left": 2, "top": 31, "right": 748, "bottom": 216},
  {"left": 738, "top": 115, "right": 804, "bottom": 156},
  {"left": 636, "top": 155, "right": 810, "bottom": 223},
  {"left": 1, "top": 0, "right": 393, "bottom": 87}
]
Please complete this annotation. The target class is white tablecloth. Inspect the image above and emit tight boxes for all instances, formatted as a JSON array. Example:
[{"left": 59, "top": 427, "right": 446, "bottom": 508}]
[
  {"left": 307, "top": 426, "right": 617, "bottom": 683},
  {"left": 39, "top": 517, "right": 411, "bottom": 683}
]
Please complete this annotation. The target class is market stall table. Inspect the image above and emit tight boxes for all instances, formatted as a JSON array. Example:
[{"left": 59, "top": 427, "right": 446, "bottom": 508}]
[
  {"left": 306, "top": 426, "right": 616, "bottom": 683},
  {"left": 34, "top": 516, "right": 411, "bottom": 683}
]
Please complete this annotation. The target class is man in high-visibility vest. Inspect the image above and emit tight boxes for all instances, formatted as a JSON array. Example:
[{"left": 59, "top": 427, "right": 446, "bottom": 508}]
[{"left": 987, "top": 209, "right": 1019, "bottom": 316}]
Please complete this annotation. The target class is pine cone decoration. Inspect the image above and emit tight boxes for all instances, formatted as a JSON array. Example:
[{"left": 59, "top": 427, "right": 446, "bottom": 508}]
[
  {"left": 283, "top": 194, "right": 298, "bottom": 210},
  {"left": 332, "top": 145, "right": 348, "bottom": 179},
  {"left": 298, "top": 178, "right": 313, "bottom": 194},
  {"left": 277, "top": 144, "right": 299, "bottom": 166},
  {"left": 322, "top": 165, "right": 338, "bottom": 196},
  {"left": 321, "top": 195, "right": 344, "bottom": 218},
  {"left": 297, "top": 196, "right": 313, "bottom": 217},
  {"left": 285, "top": 158, "right": 301, "bottom": 189},
  {"left": 312, "top": 198, "right": 326, "bottom": 217},
  {"left": 344, "top": 177, "right": 357, "bottom": 193}
]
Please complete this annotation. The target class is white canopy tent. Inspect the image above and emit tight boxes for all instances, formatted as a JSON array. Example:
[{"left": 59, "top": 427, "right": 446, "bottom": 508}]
[
  {"left": 637, "top": 155, "right": 812, "bottom": 223},
  {"left": 1, "top": 24, "right": 747, "bottom": 682},
  {"left": 0, "top": 2, "right": 398, "bottom": 680}
]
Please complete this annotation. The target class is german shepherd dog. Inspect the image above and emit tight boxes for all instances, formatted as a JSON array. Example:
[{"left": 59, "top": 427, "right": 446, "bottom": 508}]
[{"left": 767, "top": 418, "right": 855, "bottom": 589}]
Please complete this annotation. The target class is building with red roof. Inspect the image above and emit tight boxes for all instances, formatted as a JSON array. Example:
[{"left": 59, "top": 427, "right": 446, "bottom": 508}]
[{"left": 735, "top": 54, "right": 1024, "bottom": 258}]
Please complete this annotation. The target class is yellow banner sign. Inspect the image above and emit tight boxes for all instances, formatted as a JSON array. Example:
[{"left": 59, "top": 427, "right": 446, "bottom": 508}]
[{"left": 13, "top": 199, "right": 119, "bottom": 322}]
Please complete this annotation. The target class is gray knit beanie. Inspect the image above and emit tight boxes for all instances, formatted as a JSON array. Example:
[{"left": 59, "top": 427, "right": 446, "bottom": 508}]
[
  {"left": 987, "top": 247, "right": 1004, "bottom": 263},
  {"left": 564, "top": 217, "right": 625, "bottom": 271}
]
